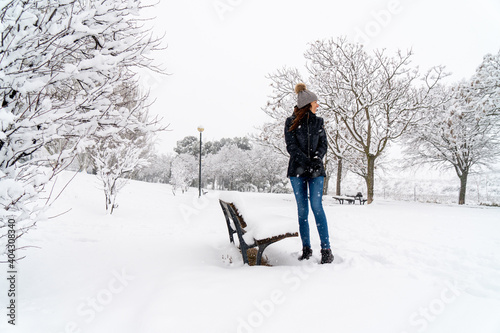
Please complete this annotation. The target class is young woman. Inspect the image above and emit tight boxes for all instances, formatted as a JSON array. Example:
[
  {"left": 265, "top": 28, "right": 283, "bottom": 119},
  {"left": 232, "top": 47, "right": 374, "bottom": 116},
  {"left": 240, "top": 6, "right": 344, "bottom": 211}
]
[{"left": 284, "top": 83, "right": 334, "bottom": 264}]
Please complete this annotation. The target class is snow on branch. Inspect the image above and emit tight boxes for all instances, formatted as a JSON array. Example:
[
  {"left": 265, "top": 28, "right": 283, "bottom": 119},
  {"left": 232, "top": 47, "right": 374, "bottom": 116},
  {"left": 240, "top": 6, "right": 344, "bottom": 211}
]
[{"left": 0, "top": 0, "right": 167, "bottom": 254}]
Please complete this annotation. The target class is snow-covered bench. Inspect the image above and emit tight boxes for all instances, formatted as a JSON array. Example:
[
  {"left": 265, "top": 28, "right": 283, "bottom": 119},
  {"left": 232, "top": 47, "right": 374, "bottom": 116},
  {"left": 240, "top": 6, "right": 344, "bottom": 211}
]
[
  {"left": 332, "top": 195, "right": 356, "bottom": 204},
  {"left": 219, "top": 199, "right": 298, "bottom": 265},
  {"left": 333, "top": 192, "right": 367, "bottom": 205}
]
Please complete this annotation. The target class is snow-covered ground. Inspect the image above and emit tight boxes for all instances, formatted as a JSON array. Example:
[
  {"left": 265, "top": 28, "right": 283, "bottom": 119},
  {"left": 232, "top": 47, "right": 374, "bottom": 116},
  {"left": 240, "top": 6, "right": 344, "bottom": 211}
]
[{"left": 1, "top": 171, "right": 500, "bottom": 333}]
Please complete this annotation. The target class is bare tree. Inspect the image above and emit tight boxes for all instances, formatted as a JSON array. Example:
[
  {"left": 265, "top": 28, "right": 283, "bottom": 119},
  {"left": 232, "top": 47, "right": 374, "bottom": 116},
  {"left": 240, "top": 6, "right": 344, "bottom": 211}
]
[
  {"left": 471, "top": 50, "right": 500, "bottom": 117},
  {"left": 170, "top": 154, "right": 197, "bottom": 195},
  {"left": 134, "top": 153, "right": 174, "bottom": 184},
  {"left": 88, "top": 83, "right": 166, "bottom": 214},
  {"left": 305, "top": 37, "right": 446, "bottom": 203},
  {"left": 323, "top": 112, "right": 366, "bottom": 195},
  {"left": 403, "top": 79, "right": 500, "bottom": 204},
  {"left": 247, "top": 144, "right": 288, "bottom": 193},
  {"left": 258, "top": 67, "right": 304, "bottom": 155}
]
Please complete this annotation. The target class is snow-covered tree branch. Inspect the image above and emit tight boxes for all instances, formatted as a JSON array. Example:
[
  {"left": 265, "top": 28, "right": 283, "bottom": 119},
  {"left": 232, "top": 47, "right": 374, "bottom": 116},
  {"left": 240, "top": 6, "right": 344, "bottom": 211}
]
[
  {"left": 305, "top": 37, "right": 446, "bottom": 203},
  {"left": 403, "top": 52, "right": 500, "bottom": 204},
  {"left": 0, "top": 0, "right": 166, "bottom": 256}
]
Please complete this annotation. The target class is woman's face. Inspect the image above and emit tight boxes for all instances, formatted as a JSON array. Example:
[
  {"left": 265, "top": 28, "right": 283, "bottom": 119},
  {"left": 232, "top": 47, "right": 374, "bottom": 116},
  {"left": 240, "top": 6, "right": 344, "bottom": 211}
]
[{"left": 311, "top": 101, "right": 319, "bottom": 114}]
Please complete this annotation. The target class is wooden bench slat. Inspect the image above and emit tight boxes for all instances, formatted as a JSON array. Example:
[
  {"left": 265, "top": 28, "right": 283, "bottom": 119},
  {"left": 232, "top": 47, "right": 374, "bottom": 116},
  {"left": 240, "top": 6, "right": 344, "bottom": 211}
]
[{"left": 256, "top": 232, "right": 298, "bottom": 246}]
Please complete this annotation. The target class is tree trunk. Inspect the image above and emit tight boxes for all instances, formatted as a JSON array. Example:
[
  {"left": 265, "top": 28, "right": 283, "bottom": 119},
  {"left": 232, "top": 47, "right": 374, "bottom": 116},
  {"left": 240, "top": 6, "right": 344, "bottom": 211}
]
[
  {"left": 323, "top": 174, "right": 330, "bottom": 195},
  {"left": 458, "top": 171, "right": 468, "bottom": 205},
  {"left": 336, "top": 157, "right": 343, "bottom": 195},
  {"left": 105, "top": 194, "right": 110, "bottom": 212},
  {"left": 366, "top": 154, "right": 376, "bottom": 204}
]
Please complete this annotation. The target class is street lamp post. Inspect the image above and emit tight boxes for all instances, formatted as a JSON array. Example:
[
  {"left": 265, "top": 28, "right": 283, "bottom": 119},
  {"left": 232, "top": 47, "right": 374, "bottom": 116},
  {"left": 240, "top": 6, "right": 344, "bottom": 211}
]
[{"left": 197, "top": 126, "right": 204, "bottom": 197}]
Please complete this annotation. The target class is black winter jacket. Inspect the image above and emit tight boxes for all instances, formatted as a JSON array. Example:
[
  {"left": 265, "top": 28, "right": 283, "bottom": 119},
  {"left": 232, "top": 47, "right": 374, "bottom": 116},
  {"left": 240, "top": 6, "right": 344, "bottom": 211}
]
[{"left": 284, "top": 111, "right": 327, "bottom": 178}]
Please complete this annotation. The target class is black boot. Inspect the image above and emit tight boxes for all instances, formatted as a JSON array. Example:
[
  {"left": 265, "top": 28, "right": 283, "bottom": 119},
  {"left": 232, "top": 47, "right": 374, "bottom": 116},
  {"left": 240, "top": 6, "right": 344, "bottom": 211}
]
[
  {"left": 321, "top": 248, "right": 334, "bottom": 264},
  {"left": 299, "top": 246, "right": 313, "bottom": 261}
]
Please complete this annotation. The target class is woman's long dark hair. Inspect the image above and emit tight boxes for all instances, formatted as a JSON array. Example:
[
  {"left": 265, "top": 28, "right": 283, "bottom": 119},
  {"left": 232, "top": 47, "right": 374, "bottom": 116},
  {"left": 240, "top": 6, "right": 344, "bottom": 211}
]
[{"left": 288, "top": 103, "right": 311, "bottom": 131}]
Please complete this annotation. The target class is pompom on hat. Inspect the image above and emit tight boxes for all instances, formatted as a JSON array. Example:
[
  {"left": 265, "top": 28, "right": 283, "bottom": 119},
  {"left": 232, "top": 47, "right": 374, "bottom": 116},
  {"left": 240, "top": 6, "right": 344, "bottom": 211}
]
[{"left": 295, "top": 83, "right": 318, "bottom": 109}]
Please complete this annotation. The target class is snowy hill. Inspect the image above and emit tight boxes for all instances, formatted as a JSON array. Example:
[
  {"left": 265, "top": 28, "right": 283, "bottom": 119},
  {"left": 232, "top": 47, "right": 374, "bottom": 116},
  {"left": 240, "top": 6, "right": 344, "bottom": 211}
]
[{"left": 1, "top": 171, "right": 500, "bottom": 333}]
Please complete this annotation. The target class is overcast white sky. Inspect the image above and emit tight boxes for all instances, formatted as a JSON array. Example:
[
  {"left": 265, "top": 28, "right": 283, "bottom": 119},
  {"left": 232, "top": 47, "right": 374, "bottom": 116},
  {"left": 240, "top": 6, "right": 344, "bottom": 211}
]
[{"left": 141, "top": 0, "right": 500, "bottom": 154}]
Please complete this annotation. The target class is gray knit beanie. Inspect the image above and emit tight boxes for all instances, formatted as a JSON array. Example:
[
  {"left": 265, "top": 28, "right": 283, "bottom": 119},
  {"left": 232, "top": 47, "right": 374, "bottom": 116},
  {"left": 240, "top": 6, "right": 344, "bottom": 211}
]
[{"left": 295, "top": 83, "right": 318, "bottom": 109}]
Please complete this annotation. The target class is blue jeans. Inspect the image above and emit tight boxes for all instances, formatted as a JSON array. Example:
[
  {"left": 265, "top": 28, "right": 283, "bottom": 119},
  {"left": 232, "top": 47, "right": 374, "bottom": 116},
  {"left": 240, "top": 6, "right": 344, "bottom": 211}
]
[{"left": 290, "top": 176, "right": 331, "bottom": 249}]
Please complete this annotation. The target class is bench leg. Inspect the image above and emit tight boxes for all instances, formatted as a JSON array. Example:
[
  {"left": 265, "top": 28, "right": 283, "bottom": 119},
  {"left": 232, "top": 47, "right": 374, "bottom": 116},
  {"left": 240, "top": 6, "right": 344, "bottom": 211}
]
[
  {"left": 256, "top": 243, "right": 270, "bottom": 265},
  {"left": 240, "top": 243, "right": 250, "bottom": 265}
]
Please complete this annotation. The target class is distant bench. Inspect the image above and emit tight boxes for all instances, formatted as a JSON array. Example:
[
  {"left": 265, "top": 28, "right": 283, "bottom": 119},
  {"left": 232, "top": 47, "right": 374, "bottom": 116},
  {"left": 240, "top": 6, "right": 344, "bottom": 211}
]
[
  {"left": 333, "top": 192, "right": 367, "bottom": 205},
  {"left": 332, "top": 195, "right": 356, "bottom": 204},
  {"left": 219, "top": 199, "right": 298, "bottom": 265}
]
